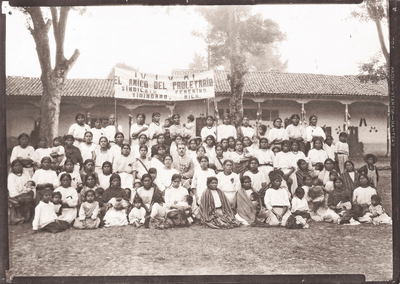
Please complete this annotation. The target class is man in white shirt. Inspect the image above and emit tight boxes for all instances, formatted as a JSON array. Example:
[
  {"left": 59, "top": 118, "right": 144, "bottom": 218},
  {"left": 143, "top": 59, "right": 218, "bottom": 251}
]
[{"left": 105, "top": 114, "right": 123, "bottom": 146}]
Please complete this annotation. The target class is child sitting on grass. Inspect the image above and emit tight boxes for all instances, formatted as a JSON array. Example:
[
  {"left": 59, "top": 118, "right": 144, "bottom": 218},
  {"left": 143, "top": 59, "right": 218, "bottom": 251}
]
[
  {"left": 308, "top": 178, "right": 326, "bottom": 222},
  {"left": 73, "top": 190, "right": 101, "bottom": 229},
  {"left": 32, "top": 189, "right": 69, "bottom": 233},
  {"left": 104, "top": 192, "right": 129, "bottom": 227},
  {"left": 369, "top": 194, "right": 392, "bottom": 225},
  {"left": 291, "top": 187, "right": 311, "bottom": 220},
  {"left": 128, "top": 195, "right": 146, "bottom": 227}
]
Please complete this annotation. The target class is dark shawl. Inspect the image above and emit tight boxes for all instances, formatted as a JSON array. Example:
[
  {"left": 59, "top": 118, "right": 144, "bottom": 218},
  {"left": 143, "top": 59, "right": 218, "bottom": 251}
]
[
  {"left": 64, "top": 145, "right": 83, "bottom": 167},
  {"left": 296, "top": 169, "right": 309, "bottom": 187},
  {"left": 232, "top": 187, "right": 256, "bottom": 225},
  {"left": 103, "top": 186, "right": 124, "bottom": 203},
  {"left": 341, "top": 171, "right": 359, "bottom": 198},
  {"left": 199, "top": 187, "right": 240, "bottom": 229}
]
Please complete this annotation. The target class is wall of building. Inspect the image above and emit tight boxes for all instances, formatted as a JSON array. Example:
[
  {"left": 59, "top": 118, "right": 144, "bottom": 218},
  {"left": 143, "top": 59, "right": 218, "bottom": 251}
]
[{"left": 6, "top": 97, "right": 389, "bottom": 157}]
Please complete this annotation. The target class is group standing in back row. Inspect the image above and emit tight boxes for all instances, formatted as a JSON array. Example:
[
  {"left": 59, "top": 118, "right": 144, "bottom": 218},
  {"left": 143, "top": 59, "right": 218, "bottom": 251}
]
[{"left": 8, "top": 111, "right": 390, "bottom": 233}]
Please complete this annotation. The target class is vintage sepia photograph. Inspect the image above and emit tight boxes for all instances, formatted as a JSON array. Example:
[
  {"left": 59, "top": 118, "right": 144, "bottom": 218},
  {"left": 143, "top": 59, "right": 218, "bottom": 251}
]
[{"left": 2, "top": 1, "right": 393, "bottom": 282}]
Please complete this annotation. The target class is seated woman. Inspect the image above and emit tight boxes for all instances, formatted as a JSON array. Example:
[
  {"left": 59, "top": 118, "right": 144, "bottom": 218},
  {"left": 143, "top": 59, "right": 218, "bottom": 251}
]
[
  {"left": 150, "top": 133, "right": 170, "bottom": 157},
  {"left": 103, "top": 173, "right": 125, "bottom": 203},
  {"left": 341, "top": 160, "right": 359, "bottom": 199},
  {"left": 8, "top": 160, "right": 35, "bottom": 224},
  {"left": 232, "top": 176, "right": 268, "bottom": 227},
  {"left": 352, "top": 174, "right": 377, "bottom": 223},
  {"left": 163, "top": 174, "right": 192, "bottom": 228},
  {"left": 295, "top": 159, "right": 310, "bottom": 188},
  {"left": 264, "top": 174, "right": 291, "bottom": 227},
  {"left": 199, "top": 177, "right": 240, "bottom": 229},
  {"left": 230, "top": 139, "right": 252, "bottom": 177},
  {"left": 307, "top": 138, "right": 328, "bottom": 178},
  {"left": 134, "top": 174, "right": 166, "bottom": 228},
  {"left": 216, "top": 160, "right": 241, "bottom": 205},
  {"left": 10, "top": 133, "right": 35, "bottom": 177},
  {"left": 54, "top": 173, "right": 79, "bottom": 224}
]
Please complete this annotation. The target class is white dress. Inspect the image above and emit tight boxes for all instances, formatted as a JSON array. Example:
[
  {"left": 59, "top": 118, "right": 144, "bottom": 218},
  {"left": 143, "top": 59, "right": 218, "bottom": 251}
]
[
  {"left": 68, "top": 123, "right": 91, "bottom": 147},
  {"left": 103, "top": 198, "right": 129, "bottom": 227},
  {"left": 79, "top": 143, "right": 97, "bottom": 163},
  {"left": 216, "top": 171, "right": 241, "bottom": 204},
  {"left": 91, "top": 127, "right": 106, "bottom": 145},
  {"left": 54, "top": 186, "right": 78, "bottom": 223},
  {"left": 192, "top": 169, "right": 216, "bottom": 202},
  {"left": 216, "top": 124, "right": 237, "bottom": 142},
  {"left": 113, "top": 155, "right": 136, "bottom": 190}
]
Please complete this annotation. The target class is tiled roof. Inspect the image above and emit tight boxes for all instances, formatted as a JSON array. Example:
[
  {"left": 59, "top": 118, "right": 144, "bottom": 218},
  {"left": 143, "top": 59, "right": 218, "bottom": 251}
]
[
  {"left": 6, "top": 76, "right": 115, "bottom": 98},
  {"left": 214, "top": 70, "right": 388, "bottom": 97},
  {"left": 6, "top": 70, "right": 388, "bottom": 98}
]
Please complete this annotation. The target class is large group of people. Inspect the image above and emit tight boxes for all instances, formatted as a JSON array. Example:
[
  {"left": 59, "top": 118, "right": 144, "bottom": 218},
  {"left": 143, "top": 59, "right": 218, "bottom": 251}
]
[{"left": 8, "top": 111, "right": 391, "bottom": 233}]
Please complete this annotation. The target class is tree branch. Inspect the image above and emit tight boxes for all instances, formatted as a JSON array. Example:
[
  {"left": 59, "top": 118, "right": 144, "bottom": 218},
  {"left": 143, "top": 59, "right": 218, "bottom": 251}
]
[
  {"left": 66, "top": 49, "right": 80, "bottom": 74},
  {"left": 375, "top": 19, "right": 389, "bottom": 65},
  {"left": 55, "top": 6, "right": 71, "bottom": 67}
]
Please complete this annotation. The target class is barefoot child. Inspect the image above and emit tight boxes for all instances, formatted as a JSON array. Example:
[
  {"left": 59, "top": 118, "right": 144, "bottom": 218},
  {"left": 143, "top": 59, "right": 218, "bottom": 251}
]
[
  {"left": 291, "top": 187, "right": 311, "bottom": 220},
  {"left": 128, "top": 196, "right": 146, "bottom": 227},
  {"left": 335, "top": 132, "right": 349, "bottom": 174}
]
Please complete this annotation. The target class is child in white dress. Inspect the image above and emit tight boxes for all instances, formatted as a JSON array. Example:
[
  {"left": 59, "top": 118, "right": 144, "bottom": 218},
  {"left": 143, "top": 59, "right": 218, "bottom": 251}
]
[
  {"left": 104, "top": 192, "right": 129, "bottom": 227},
  {"left": 369, "top": 194, "right": 391, "bottom": 225}
]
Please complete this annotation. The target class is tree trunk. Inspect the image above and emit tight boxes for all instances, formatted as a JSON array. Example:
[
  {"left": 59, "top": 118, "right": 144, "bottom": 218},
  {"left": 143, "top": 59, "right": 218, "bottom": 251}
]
[
  {"left": 39, "top": 73, "right": 63, "bottom": 144},
  {"left": 228, "top": 6, "right": 246, "bottom": 127},
  {"left": 25, "top": 7, "right": 80, "bottom": 145}
]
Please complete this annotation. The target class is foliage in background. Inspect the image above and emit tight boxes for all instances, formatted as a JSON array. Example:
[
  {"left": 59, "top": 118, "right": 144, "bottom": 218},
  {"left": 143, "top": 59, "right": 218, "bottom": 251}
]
[
  {"left": 351, "top": 0, "right": 389, "bottom": 83},
  {"left": 192, "top": 6, "right": 287, "bottom": 72}
]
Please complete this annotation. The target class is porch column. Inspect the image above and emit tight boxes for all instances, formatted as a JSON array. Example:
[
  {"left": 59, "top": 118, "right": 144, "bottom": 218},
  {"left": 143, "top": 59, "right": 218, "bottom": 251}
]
[
  {"left": 344, "top": 103, "right": 350, "bottom": 133},
  {"left": 166, "top": 104, "right": 176, "bottom": 118}
]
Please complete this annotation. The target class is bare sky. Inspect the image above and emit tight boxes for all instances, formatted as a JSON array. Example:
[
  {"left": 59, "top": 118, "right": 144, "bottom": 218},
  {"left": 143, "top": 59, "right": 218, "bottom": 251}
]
[{"left": 3, "top": 3, "right": 388, "bottom": 79}]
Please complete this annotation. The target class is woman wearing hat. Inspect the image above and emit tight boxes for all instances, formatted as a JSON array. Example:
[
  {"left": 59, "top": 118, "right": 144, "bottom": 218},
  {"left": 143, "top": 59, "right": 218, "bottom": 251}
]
[{"left": 357, "top": 153, "right": 379, "bottom": 188}]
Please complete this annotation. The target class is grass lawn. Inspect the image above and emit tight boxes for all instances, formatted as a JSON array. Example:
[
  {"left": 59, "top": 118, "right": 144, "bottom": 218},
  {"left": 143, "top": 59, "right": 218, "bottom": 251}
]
[{"left": 7, "top": 169, "right": 393, "bottom": 282}]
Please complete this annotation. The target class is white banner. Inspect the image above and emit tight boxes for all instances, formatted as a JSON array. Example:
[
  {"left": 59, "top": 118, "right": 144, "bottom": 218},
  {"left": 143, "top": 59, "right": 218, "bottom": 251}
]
[{"left": 114, "top": 67, "right": 215, "bottom": 101}]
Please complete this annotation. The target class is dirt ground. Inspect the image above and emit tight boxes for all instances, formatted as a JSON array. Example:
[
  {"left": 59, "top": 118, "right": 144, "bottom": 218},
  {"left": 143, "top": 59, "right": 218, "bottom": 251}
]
[{"left": 7, "top": 168, "right": 393, "bottom": 282}]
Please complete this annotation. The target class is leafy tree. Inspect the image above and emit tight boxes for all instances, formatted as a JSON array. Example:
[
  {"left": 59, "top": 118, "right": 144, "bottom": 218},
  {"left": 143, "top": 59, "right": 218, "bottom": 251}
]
[
  {"left": 193, "top": 6, "right": 286, "bottom": 125},
  {"left": 16, "top": 7, "right": 85, "bottom": 144},
  {"left": 107, "top": 62, "right": 139, "bottom": 80},
  {"left": 193, "top": 6, "right": 286, "bottom": 70},
  {"left": 351, "top": 0, "right": 389, "bottom": 83},
  {"left": 188, "top": 52, "right": 208, "bottom": 71}
]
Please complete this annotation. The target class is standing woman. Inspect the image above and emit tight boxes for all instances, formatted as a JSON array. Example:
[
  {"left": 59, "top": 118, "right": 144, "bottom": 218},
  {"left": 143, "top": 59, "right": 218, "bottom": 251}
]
[
  {"left": 130, "top": 113, "right": 149, "bottom": 147},
  {"left": 285, "top": 114, "right": 307, "bottom": 153},
  {"left": 216, "top": 160, "right": 241, "bottom": 205},
  {"left": 109, "top": 132, "right": 125, "bottom": 164},
  {"left": 305, "top": 115, "right": 326, "bottom": 155},
  {"left": 68, "top": 113, "right": 90, "bottom": 147},
  {"left": 8, "top": 160, "right": 35, "bottom": 223},
  {"left": 93, "top": 136, "right": 113, "bottom": 175},
  {"left": 199, "top": 177, "right": 240, "bottom": 229},
  {"left": 147, "top": 112, "right": 164, "bottom": 148},
  {"left": 54, "top": 173, "right": 79, "bottom": 224},
  {"left": 200, "top": 116, "right": 216, "bottom": 143},
  {"left": 79, "top": 131, "right": 97, "bottom": 163},
  {"left": 10, "top": 133, "right": 35, "bottom": 177},
  {"left": 268, "top": 118, "right": 287, "bottom": 150},
  {"left": 91, "top": 118, "right": 106, "bottom": 146},
  {"left": 341, "top": 160, "right": 359, "bottom": 199},
  {"left": 113, "top": 144, "right": 136, "bottom": 191},
  {"left": 169, "top": 114, "right": 185, "bottom": 140}
]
